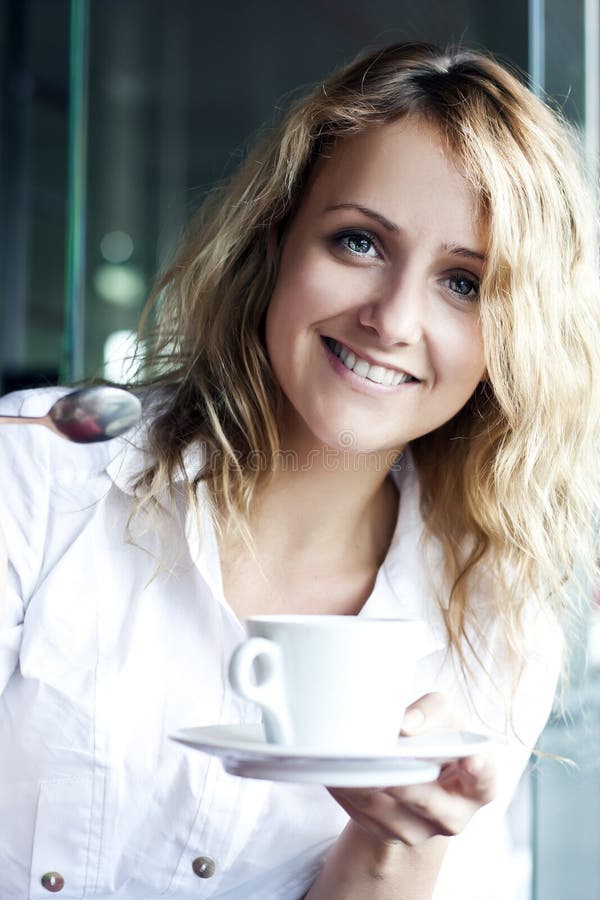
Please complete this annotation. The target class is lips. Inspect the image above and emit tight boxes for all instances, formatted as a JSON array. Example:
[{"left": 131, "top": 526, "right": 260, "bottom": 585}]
[{"left": 323, "top": 337, "right": 419, "bottom": 385}]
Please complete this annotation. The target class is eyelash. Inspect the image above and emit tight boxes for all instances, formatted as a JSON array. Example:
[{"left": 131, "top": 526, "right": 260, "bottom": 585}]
[
  {"left": 333, "top": 229, "right": 380, "bottom": 259},
  {"left": 332, "top": 229, "right": 480, "bottom": 301},
  {"left": 444, "top": 272, "right": 480, "bottom": 300}
]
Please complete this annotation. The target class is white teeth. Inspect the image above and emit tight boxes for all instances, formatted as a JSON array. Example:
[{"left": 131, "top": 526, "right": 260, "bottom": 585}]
[
  {"left": 367, "top": 365, "right": 386, "bottom": 384},
  {"left": 327, "top": 338, "right": 416, "bottom": 385},
  {"left": 353, "top": 359, "right": 369, "bottom": 378}
]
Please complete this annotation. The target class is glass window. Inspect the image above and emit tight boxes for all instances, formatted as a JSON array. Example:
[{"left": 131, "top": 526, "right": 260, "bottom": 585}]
[{"left": 1, "top": 4, "right": 598, "bottom": 898}]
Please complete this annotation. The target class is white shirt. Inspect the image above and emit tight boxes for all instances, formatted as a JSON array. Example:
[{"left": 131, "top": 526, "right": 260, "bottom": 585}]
[{"left": 0, "top": 388, "right": 562, "bottom": 899}]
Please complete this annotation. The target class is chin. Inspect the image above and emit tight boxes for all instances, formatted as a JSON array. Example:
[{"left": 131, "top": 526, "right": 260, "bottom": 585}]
[{"left": 311, "top": 426, "right": 398, "bottom": 458}]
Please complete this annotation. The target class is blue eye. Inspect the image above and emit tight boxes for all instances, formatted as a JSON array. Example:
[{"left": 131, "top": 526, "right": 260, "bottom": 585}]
[
  {"left": 335, "top": 230, "right": 379, "bottom": 258},
  {"left": 447, "top": 273, "right": 479, "bottom": 298}
]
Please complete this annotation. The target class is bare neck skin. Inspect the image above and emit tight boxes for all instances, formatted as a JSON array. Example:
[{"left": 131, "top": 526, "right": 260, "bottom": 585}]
[
  {"left": 218, "top": 403, "right": 401, "bottom": 616},
  {"left": 254, "top": 413, "right": 399, "bottom": 563}
]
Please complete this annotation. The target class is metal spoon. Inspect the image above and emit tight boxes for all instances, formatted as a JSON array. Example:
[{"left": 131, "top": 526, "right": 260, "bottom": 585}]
[{"left": 0, "top": 386, "right": 142, "bottom": 443}]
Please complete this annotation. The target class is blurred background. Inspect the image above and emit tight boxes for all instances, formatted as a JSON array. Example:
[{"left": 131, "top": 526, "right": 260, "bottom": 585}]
[{"left": 1, "top": 1, "right": 599, "bottom": 897}]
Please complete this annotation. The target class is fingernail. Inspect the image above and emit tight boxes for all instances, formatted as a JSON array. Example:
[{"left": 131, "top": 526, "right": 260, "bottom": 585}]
[
  {"left": 464, "top": 756, "right": 484, "bottom": 777},
  {"left": 402, "top": 707, "right": 425, "bottom": 733}
]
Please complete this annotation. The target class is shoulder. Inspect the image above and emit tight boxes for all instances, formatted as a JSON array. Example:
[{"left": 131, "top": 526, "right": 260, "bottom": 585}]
[
  {"left": 0, "top": 387, "right": 130, "bottom": 487},
  {"left": 0, "top": 385, "right": 207, "bottom": 498},
  {"left": 0, "top": 387, "right": 126, "bottom": 557}
]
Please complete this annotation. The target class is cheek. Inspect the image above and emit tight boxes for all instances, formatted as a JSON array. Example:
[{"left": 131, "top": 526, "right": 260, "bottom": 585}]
[
  {"left": 271, "top": 248, "right": 357, "bottom": 327},
  {"left": 264, "top": 298, "right": 285, "bottom": 373},
  {"left": 467, "top": 321, "right": 487, "bottom": 380},
  {"left": 265, "top": 256, "right": 303, "bottom": 356},
  {"left": 431, "top": 317, "right": 486, "bottom": 384},
  {"left": 264, "top": 279, "right": 304, "bottom": 378}
]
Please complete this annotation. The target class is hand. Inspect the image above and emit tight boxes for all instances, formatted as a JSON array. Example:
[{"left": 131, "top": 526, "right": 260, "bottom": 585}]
[{"left": 327, "top": 692, "right": 497, "bottom": 846}]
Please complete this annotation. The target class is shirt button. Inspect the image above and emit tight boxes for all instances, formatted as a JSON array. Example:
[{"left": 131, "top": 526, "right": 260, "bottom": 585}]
[
  {"left": 41, "top": 872, "right": 65, "bottom": 892},
  {"left": 192, "top": 856, "right": 216, "bottom": 879}
]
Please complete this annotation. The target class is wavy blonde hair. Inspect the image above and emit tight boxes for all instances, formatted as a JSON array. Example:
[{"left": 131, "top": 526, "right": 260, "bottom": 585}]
[{"left": 133, "top": 42, "right": 600, "bottom": 680}]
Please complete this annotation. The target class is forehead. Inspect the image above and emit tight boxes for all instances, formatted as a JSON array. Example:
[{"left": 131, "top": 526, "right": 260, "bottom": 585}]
[{"left": 298, "top": 117, "right": 485, "bottom": 246}]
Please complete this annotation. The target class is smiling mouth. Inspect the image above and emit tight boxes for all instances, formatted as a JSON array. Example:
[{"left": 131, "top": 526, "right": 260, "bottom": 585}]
[{"left": 323, "top": 337, "right": 419, "bottom": 385}]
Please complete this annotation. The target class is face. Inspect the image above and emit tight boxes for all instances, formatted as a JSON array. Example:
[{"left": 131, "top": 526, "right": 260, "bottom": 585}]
[{"left": 265, "top": 117, "right": 487, "bottom": 455}]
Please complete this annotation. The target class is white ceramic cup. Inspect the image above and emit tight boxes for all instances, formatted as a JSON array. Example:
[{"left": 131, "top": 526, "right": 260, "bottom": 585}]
[{"left": 228, "top": 615, "right": 427, "bottom": 753}]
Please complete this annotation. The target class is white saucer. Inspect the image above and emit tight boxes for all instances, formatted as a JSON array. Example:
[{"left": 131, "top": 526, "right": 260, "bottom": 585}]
[{"left": 170, "top": 724, "right": 495, "bottom": 787}]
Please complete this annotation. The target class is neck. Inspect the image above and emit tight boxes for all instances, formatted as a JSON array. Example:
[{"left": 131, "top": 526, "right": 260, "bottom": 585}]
[{"left": 244, "top": 419, "right": 403, "bottom": 570}]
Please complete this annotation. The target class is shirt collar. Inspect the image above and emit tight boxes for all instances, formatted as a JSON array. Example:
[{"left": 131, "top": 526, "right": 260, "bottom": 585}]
[
  {"left": 105, "top": 433, "right": 447, "bottom": 652},
  {"left": 105, "top": 425, "right": 204, "bottom": 495},
  {"left": 360, "top": 453, "right": 447, "bottom": 654}
]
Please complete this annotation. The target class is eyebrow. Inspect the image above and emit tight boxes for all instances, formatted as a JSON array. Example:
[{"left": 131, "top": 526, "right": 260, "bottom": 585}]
[
  {"left": 326, "top": 203, "right": 399, "bottom": 233},
  {"left": 440, "top": 242, "right": 486, "bottom": 263},
  {"left": 325, "top": 203, "right": 486, "bottom": 263}
]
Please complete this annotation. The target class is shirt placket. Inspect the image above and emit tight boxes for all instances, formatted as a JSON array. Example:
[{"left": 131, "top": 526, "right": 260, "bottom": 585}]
[{"left": 169, "top": 493, "right": 270, "bottom": 896}]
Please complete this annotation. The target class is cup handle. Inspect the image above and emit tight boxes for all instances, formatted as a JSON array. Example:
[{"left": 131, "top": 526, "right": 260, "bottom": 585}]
[{"left": 228, "top": 637, "right": 293, "bottom": 744}]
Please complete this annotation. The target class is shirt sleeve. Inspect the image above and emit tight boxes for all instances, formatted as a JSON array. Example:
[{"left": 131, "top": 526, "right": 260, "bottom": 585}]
[
  {"left": 0, "top": 390, "right": 54, "bottom": 695},
  {"left": 432, "top": 603, "right": 564, "bottom": 899}
]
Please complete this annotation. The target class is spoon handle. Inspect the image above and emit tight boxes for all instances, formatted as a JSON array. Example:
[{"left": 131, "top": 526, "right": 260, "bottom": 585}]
[{"left": 0, "top": 414, "right": 45, "bottom": 424}]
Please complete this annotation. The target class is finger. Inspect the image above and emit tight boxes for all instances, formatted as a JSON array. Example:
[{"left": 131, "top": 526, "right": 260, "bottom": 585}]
[
  {"left": 328, "top": 756, "right": 496, "bottom": 846},
  {"left": 386, "top": 786, "right": 476, "bottom": 837},
  {"left": 437, "top": 754, "right": 497, "bottom": 803},
  {"left": 394, "top": 755, "right": 497, "bottom": 807},
  {"left": 401, "top": 692, "right": 465, "bottom": 735},
  {"left": 354, "top": 804, "right": 443, "bottom": 846},
  {"left": 381, "top": 761, "right": 497, "bottom": 835},
  {"left": 328, "top": 787, "right": 443, "bottom": 846}
]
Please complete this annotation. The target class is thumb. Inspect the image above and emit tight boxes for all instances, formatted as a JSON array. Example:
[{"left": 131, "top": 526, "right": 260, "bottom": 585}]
[{"left": 401, "top": 692, "right": 464, "bottom": 735}]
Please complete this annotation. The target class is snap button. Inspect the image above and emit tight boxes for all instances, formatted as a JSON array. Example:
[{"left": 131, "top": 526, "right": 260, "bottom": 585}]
[
  {"left": 192, "top": 856, "right": 216, "bottom": 878},
  {"left": 41, "top": 871, "right": 65, "bottom": 892}
]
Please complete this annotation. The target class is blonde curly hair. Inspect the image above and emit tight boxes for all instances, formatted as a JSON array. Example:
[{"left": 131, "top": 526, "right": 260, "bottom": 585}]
[{"left": 133, "top": 41, "right": 600, "bottom": 684}]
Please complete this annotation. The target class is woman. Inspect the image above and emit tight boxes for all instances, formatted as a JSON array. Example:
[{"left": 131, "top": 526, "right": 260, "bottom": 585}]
[{"left": 0, "top": 42, "right": 598, "bottom": 899}]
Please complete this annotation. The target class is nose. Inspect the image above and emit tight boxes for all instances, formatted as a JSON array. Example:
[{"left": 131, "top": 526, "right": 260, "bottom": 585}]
[{"left": 357, "top": 271, "right": 425, "bottom": 346}]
